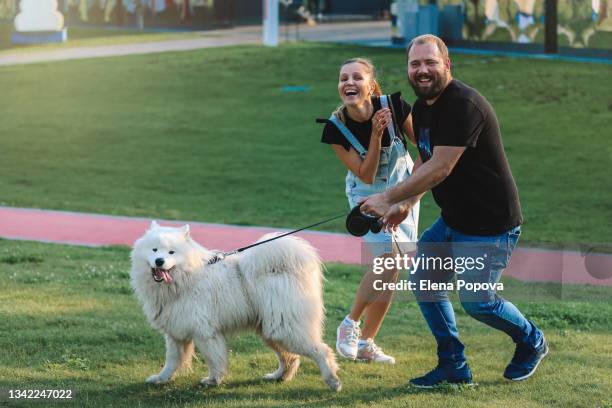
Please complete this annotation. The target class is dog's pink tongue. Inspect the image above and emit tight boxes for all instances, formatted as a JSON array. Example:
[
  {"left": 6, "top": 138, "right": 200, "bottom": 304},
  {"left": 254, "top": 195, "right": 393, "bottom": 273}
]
[{"left": 162, "top": 271, "right": 173, "bottom": 283}]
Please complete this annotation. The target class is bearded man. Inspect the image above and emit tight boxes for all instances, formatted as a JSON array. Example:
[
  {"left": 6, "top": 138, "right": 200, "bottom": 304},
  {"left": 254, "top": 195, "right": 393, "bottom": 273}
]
[{"left": 361, "top": 34, "right": 548, "bottom": 388}]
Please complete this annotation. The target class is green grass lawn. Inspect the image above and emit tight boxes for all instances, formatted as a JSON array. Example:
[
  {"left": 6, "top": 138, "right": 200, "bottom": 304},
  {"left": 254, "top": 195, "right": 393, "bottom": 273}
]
[
  {"left": 1, "top": 239, "right": 610, "bottom": 407},
  {"left": 0, "top": 42, "right": 611, "bottom": 247},
  {"left": 0, "top": 22, "right": 211, "bottom": 54}
]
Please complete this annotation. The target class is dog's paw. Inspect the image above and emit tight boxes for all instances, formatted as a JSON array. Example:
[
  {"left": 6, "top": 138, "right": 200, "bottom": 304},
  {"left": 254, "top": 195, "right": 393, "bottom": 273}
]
[
  {"left": 146, "top": 374, "right": 170, "bottom": 385},
  {"left": 325, "top": 376, "right": 342, "bottom": 392},
  {"left": 199, "top": 377, "right": 222, "bottom": 387}
]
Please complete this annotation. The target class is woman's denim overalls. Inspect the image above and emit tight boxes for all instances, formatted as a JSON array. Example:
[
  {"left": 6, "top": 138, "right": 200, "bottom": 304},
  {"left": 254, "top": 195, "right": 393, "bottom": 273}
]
[{"left": 329, "top": 96, "right": 419, "bottom": 255}]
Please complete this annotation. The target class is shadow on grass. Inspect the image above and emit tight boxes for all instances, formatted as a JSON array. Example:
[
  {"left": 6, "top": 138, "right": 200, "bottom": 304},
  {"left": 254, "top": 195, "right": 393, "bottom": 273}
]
[{"left": 48, "top": 376, "right": 509, "bottom": 407}]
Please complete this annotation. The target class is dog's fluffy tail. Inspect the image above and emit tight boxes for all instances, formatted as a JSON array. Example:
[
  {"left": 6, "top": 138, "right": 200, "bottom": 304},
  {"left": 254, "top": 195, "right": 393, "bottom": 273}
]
[{"left": 238, "top": 234, "right": 325, "bottom": 340}]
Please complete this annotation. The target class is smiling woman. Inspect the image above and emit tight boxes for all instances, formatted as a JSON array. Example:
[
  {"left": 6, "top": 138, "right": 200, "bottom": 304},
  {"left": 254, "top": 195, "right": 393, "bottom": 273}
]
[{"left": 319, "top": 57, "right": 421, "bottom": 366}]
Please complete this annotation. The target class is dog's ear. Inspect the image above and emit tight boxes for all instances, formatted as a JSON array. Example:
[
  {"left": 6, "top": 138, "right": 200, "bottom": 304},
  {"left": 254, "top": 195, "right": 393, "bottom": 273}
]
[
  {"left": 182, "top": 225, "right": 190, "bottom": 238},
  {"left": 149, "top": 220, "right": 160, "bottom": 230}
]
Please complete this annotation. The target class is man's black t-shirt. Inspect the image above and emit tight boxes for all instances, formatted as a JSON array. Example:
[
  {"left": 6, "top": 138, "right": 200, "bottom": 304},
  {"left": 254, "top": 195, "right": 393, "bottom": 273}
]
[
  {"left": 321, "top": 92, "right": 411, "bottom": 151},
  {"left": 413, "top": 79, "right": 522, "bottom": 235}
]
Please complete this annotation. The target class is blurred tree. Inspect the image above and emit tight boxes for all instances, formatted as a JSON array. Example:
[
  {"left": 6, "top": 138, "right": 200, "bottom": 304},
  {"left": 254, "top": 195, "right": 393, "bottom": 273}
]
[{"left": 116, "top": 0, "right": 123, "bottom": 25}]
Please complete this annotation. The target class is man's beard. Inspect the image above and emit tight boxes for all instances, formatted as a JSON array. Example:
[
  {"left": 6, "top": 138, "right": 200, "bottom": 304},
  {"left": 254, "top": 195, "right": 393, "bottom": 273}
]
[{"left": 409, "top": 72, "right": 448, "bottom": 100}]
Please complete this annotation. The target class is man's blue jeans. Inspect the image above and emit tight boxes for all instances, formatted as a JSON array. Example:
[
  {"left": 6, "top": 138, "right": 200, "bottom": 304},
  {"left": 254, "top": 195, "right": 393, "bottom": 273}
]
[{"left": 411, "top": 217, "right": 543, "bottom": 365}]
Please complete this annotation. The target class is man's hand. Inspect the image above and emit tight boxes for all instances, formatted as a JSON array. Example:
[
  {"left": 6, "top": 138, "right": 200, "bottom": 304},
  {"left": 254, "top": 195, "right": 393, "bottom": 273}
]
[
  {"left": 382, "top": 203, "right": 411, "bottom": 232},
  {"left": 360, "top": 192, "right": 392, "bottom": 218}
]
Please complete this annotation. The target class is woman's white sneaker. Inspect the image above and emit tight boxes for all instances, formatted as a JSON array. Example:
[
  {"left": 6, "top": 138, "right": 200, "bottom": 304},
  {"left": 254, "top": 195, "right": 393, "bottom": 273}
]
[
  {"left": 357, "top": 338, "right": 396, "bottom": 364},
  {"left": 336, "top": 316, "right": 361, "bottom": 360}
]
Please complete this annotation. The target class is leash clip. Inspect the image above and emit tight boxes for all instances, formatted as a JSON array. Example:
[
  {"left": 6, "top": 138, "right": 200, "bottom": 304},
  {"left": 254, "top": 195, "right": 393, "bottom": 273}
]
[{"left": 207, "top": 250, "right": 238, "bottom": 265}]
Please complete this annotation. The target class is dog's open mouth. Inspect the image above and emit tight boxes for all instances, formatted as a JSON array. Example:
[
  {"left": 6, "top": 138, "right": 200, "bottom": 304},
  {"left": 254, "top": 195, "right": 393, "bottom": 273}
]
[{"left": 151, "top": 266, "right": 175, "bottom": 283}]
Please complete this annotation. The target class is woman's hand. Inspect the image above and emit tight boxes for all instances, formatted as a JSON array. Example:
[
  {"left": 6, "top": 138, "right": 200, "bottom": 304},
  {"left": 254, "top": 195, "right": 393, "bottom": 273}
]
[{"left": 371, "top": 108, "right": 392, "bottom": 140}]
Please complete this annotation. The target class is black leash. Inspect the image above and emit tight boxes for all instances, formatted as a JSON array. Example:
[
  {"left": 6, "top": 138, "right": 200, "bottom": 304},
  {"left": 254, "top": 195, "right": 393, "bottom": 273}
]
[{"left": 207, "top": 212, "right": 347, "bottom": 265}]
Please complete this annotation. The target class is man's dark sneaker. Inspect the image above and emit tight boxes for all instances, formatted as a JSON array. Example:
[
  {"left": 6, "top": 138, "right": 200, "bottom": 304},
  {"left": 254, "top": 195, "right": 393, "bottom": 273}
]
[
  {"left": 504, "top": 337, "right": 549, "bottom": 381},
  {"left": 409, "top": 362, "right": 473, "bottom": 388}
]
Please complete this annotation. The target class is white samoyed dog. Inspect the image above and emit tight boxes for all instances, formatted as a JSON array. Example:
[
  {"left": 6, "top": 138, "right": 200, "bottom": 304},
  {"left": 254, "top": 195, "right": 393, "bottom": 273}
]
[{"left": 130, "top": 221, "right": 341, "bottom": 391}]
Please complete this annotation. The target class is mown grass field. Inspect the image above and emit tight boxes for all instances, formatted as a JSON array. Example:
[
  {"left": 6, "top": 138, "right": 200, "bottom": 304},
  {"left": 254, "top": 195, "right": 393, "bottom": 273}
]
[
  {"left": 1, "top": 239, "right": 611, "bottom": 407},
  {"left": 0, "top": 42, "right": 610, "bottom": 246}
]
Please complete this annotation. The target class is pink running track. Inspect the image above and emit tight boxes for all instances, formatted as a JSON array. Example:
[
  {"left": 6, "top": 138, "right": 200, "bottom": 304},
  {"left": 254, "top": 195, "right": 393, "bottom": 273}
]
[{"left": 0, "top": 206, "right": 610, "bottom": 286}]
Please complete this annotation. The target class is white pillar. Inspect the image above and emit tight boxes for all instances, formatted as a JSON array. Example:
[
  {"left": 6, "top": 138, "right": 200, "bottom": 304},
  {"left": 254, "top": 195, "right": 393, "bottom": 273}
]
[{"left": 263, "top": 0, "right": 279, "bottom": 47}]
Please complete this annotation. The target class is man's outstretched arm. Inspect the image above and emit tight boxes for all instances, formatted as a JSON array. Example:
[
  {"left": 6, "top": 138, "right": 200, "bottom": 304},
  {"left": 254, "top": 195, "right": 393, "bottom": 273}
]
[{"left": 360, "top": 146, "right": 466, "bottom": 218}]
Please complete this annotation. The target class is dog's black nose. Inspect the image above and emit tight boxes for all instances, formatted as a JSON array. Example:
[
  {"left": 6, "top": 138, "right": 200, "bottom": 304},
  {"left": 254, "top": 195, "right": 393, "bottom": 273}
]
[{"left": 155, "top": 258, "right": 165, "bottom": 267}]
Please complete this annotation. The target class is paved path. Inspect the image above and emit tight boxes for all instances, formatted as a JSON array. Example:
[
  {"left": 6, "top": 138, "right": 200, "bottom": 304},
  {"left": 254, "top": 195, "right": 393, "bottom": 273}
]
[
  {"left": 0, "top": 35, "right": 261, "bottom": 66},
  {"left": 0, "top": 21, "right": 391, "bottom": 66},
  {"left": 1, "top": 206, "right": 610, "bottom": 286}
]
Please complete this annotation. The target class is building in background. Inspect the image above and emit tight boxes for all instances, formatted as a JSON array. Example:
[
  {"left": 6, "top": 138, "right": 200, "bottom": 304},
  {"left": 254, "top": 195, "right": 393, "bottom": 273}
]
[{"left": 0, "top": 0, "right": 609, "bottom": 56}]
